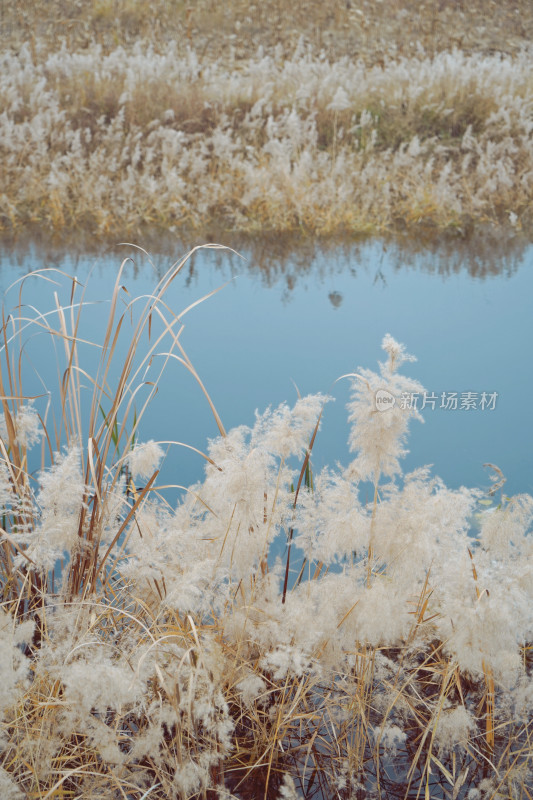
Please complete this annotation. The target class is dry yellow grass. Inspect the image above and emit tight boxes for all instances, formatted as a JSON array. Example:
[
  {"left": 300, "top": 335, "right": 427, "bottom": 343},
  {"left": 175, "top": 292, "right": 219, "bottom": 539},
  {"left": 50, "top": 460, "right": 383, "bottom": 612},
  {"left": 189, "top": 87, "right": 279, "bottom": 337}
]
[
  {"left": 1, "top": 1, "right": 532, "bottom": 240},
  {"left": 4, "top": 0, "right": 533, "bottom": 65}
]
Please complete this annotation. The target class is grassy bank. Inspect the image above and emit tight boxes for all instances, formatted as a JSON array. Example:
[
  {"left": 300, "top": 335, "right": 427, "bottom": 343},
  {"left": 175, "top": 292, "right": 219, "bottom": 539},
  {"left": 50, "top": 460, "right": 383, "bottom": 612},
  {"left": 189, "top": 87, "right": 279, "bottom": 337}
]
[
  {"left": 1, "top": 1, "right": 533, "bottom": 239},
  {"left": 0, "top": 257, "right": 532, "bottom": 799},
  {"left": 1, "top": 42, "right": 532, "bottom": 238}
]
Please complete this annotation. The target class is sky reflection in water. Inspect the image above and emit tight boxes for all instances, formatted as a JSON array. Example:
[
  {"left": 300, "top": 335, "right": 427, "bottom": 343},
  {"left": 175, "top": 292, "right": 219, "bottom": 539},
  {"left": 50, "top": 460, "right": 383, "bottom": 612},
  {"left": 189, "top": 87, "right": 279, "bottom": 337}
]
[{"left": 0, "top": 234, "right": 531, "bottom": 503}]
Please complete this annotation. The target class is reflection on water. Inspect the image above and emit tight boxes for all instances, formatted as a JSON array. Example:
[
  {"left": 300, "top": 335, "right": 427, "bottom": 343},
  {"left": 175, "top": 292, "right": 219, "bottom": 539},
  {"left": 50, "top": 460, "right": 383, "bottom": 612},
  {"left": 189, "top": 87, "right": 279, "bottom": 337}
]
[
  {"left": 0, "top": 233, "right": 532, "bottom": 502},
  {"left": 328, "top": 291, "right": 343, "bottom": 309},
  {"left": 1, "top": 226, "right": 530, "bottom": 284}
]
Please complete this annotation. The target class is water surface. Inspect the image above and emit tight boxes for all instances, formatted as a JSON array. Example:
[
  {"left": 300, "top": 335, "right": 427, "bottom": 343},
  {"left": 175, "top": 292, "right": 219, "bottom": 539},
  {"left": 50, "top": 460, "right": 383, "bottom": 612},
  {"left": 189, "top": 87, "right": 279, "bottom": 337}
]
[{"left": 1, "top": 234, "right": 531, "bottom": 501}]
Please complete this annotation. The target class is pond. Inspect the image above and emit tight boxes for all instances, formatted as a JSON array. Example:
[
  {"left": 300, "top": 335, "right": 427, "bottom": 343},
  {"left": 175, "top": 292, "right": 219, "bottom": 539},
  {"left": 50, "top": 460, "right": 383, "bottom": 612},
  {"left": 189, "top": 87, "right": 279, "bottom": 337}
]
[{"left": 1, "top": 232, "right": 532, "bottom": 502}]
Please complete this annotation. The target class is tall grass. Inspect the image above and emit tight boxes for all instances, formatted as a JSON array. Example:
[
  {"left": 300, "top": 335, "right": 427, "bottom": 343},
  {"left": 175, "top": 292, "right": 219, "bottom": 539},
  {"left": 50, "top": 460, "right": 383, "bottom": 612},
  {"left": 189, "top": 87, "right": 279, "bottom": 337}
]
[
  {"left": 1, "top": 42, "right": 532, "bottom": 237},
  {"left": 0, "top": 250, "right": 532, "bottom": 799}
]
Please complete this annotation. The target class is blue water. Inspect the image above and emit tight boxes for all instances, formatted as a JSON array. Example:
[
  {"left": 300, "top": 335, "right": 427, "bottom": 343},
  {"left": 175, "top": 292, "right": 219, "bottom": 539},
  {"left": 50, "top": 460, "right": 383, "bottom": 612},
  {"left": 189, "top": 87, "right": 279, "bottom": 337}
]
[{"left": 1, "top": 237, "right": 532, "bottom": 501}]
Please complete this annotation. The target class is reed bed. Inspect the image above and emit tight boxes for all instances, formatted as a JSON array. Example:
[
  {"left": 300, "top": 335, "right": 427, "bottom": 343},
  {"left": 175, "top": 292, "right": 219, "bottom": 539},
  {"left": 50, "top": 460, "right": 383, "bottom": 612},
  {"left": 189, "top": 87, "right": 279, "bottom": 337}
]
[
  {"left": 1, "top": 41, "right": 532, "bottom": 238},
  {"left": 0, "top": 250, "right": 532, "bottom": 799}
]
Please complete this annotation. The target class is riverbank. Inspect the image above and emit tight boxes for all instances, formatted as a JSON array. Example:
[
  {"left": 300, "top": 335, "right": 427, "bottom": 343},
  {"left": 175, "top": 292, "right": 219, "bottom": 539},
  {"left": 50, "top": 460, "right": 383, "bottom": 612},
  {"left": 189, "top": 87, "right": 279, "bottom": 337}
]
[
  {"left": 2, "top": 45, "right": 532, "bottom": 238},
  {"left": 1, "top": 2, "right": 532, "bottom": 239}
]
